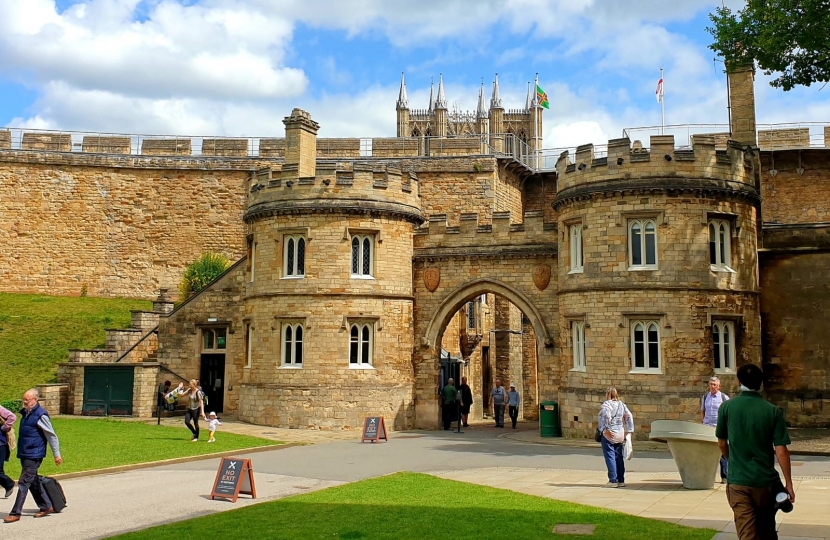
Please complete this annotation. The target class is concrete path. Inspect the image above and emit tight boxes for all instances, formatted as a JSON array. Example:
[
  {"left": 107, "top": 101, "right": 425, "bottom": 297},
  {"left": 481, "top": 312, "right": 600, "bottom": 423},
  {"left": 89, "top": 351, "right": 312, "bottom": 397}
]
[{"left": 3, "top": 422, "right": 829, "bottom": 539}]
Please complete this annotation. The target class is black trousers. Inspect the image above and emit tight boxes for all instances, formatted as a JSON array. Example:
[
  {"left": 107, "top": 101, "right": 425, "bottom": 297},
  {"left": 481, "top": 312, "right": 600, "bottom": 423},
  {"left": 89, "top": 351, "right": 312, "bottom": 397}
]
[
  {"left": 508, "top": 405, "right": 519, "bottom": 428},
  {"left": 442, "top": 403, "right": 456, "bottom": 430},
  {"left": 0, "top": 444, "right": 13, "bottom": 491},
  {"left": 185, "top": 409, "right": 201, "bottom": 439},
  {"left": 493, "top": 404, "right": 505, "bottom": 427},
  {"left": 10, "top": 458, "right": 51, "bottom": 516}
]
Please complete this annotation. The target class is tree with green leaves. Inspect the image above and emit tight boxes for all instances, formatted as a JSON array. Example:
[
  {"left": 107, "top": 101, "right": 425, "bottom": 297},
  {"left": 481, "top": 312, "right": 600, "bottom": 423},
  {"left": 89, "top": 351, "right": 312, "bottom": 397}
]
[
  {"left": 178, "top": 251, "right": 231, "bottom": 299},
  {"left": 708, "top": 0, "right": 830, "bottom": 90}
]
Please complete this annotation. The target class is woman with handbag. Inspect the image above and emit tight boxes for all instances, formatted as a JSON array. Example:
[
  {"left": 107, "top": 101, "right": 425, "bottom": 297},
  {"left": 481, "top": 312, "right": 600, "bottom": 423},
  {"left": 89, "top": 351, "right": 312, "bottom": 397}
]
[
  {"left": 0, "top": 404, "right": 17, "bottom": 498},
  {"left": 597, "top": 387, "right": 633, "bottom": 488}
]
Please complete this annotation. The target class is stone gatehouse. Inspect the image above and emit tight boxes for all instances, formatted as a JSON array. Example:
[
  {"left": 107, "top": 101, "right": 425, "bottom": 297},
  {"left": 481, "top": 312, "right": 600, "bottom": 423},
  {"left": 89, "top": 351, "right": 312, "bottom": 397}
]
[{"left": 4, "top": 68, "right": 830, "bottom": 434}]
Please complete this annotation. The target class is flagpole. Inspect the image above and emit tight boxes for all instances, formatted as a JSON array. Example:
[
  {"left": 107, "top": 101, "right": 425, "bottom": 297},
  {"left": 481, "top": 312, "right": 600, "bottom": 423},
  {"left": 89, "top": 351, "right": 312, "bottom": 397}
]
[
  {"left": 534, "top": 73, "right": 539, "bottom": 170},
  {"left": 660, "top": 67, "right": 665, "bottom": 135}
]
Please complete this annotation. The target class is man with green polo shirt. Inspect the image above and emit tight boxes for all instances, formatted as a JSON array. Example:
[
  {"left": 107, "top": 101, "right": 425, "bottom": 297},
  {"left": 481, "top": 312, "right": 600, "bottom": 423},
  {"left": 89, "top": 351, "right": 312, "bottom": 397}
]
[{"left": 716, "top": 364, "right": 795, "bottom": 540}]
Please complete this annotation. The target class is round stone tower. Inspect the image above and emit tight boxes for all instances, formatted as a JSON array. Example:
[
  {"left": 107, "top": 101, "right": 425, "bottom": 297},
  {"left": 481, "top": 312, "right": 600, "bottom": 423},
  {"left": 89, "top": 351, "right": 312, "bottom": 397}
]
[
  {"left": 239, "top": 108, "right": 423, "bottom": 430},
  {"left": 553, "top": 134, "right": 761, "bottom": 438}
]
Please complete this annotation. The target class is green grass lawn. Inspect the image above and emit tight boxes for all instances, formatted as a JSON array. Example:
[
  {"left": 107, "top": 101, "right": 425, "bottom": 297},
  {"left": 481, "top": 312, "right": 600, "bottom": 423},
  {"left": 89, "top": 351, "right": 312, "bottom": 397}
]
[
  {"left": 0, "top": 293, "right": 152, "bottom": 402},
  {"left": 4, "top": 418, "right": 277, "bottom": 477},
  {"left": 109, "top": 472, "right": 716, "bottom": 540}
]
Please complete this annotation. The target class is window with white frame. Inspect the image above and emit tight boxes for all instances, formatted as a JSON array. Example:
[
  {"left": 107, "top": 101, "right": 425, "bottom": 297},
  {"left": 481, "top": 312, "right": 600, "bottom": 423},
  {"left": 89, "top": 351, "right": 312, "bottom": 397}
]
[
  {"left": 282, "top": 323, "right": 304, "bottom": 366},
  {"left": 349, "top": 322, "right": 373, "bottom": 366},
  {"left": 631, "top": 320, "right": 661, "bottom": 371},
  {"left": 244, "top": 323, "right": 252, "bottom": 368},
  {"left": 712, "top": 320, "right": 735, "bottom": 372},
  {"left": 350, "top": 235, "right": 374, "bottom": 277},
  {"left": 709, "top": 220, "right": 732, "bottom": 269},
  {"left": 570, "top": 224, "right": 584, "bottom": 272},
  {"left": 628, "top": 219, "right": 658, "bottom": 269},
  {"left": 284, "top": 235, "right": 306, "bottom": 277},
  {"left": 571, "top": 321, "right": 586, "bottom": 370}
]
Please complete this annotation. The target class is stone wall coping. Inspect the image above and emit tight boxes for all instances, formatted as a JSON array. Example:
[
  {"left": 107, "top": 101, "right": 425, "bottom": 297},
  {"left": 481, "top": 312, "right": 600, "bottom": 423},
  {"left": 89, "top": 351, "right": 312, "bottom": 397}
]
[
  {"left": 58, "top": 362, "right": 160, "bottom": 367},
  {"left": 67, "top": 348, "right": 117, "bottom": 353}
]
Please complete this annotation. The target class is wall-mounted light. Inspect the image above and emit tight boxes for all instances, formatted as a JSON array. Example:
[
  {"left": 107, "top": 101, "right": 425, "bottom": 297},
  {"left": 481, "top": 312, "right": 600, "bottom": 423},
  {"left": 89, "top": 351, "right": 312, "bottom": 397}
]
[
  {"left": 323, "top": 179, "right": 330, "bottom": 186},
  {"left": 285, "top": 180, "right": 294, "bottom": 188},
  {"left": 616, "top": 157, "right": 624, "bottom": 165},
  {"left": 664, "top": 154, "right": 672, "bottom": 161},
  {"left": 768, "top": 169, "right": 778, "bottom": 177},
  {"left": 577, "top": 163, "right": 586, "bottom": 171},
  {"left": 796, "top": 168, "right": 805, "bottom": 175}
]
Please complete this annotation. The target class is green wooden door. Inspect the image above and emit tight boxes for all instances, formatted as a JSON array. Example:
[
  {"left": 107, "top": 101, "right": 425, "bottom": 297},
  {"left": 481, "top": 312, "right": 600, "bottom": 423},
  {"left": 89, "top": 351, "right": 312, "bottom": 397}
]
[{"left": 83, "top": 367, "right": 134, "bottom": 416}]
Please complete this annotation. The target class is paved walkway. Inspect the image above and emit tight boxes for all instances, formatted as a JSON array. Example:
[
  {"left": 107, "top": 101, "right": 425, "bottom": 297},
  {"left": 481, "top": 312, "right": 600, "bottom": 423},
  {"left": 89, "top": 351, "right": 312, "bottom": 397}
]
[{"left": 3, "top": 421, "right": 828, "bottom": 539}]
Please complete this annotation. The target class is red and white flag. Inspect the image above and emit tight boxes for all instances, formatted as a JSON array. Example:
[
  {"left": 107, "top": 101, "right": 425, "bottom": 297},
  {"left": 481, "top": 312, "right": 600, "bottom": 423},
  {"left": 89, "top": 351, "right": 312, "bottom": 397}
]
[{"left": 655, "top": 77, "right": 664, "bottom": 103}]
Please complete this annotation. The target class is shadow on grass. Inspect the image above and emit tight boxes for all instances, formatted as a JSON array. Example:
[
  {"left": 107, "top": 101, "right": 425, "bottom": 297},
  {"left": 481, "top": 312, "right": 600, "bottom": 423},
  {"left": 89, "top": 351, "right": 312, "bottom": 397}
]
[{"left": 109, "top": 473, "right": 716, "bottom": 540}]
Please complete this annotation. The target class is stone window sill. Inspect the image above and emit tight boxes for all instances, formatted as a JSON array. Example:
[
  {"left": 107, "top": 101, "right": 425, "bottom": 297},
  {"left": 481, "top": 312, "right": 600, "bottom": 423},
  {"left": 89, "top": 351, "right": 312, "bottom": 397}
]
[
  {"left": 349, "top": 364, "right": 375, "bottom": 370},
  {"left": 569, "top": 366, "right": 587, "bottom": 373},
  {"left": 278, "top": 364, "right": 303, "bottom": 369},
  {"left": 568, "top": 268, "right": 584, "bottom": 275},
  {"left": 714, "top": 368, "right": 735, "bottom": 375},
  {"left": 350, "top": 275, "right": 376, "bottom": 280},
  {"left": 629, "top": 368, "right": 662, "bottom": 375},
  {"left": 281, "top": 275, "right": 305, "bottom": 280},
  {"left": 627, "top": 265, "right": 658, "bottom": 271},
  {"left": 710, "top": 265, "right": 736, "bottom": 273}
]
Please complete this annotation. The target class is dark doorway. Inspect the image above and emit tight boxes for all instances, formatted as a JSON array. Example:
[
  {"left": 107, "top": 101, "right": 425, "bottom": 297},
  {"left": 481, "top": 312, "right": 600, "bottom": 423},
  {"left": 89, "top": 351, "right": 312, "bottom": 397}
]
[
  {"left": 82, "top": 366, "right": 134, "bottom": 416},
  {"left": 200, "top": 354, "right": 225, "bottom": 413},
  {"left": 481, "top": 346, "right": 491, "bottom": 409}
]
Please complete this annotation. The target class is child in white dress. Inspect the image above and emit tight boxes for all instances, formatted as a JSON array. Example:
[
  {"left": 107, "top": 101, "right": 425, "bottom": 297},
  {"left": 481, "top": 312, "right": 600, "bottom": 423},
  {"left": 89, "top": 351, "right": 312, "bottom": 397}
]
[{"left": 207, "top": 412, "right": 222, "bottom": 443}]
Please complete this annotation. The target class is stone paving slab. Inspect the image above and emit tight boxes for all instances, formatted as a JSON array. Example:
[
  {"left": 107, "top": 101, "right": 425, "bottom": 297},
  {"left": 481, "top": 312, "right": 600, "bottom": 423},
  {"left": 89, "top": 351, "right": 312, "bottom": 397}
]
[
  {"left": 432, "top": 467, "right": 830, "bottom": 540},
  {"left": 1, "top": 466, "right": 341, "bottom": 539}
]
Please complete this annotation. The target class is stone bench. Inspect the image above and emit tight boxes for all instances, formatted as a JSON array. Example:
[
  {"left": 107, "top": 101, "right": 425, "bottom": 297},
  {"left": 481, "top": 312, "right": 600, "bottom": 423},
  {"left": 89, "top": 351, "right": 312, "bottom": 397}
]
[{"left": 650, "top": 420, "right": 721, "bottom": 489}]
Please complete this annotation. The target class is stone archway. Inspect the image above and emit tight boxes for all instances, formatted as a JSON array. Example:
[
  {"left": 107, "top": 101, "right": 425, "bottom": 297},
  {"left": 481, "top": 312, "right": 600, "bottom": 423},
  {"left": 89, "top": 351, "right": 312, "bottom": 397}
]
[{"left": 412, "top": 213, "right": 559, "bottom": 428}]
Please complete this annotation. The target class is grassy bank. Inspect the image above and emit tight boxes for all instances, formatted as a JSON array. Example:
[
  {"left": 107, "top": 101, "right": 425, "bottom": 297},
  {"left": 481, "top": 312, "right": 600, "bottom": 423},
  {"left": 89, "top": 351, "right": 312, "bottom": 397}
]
[
  {"left": 5, "top": 418, "right": 277, "bottom": 477},
  {"left": 109, "top": 472, "right": 716, "bottom": 540},
  {"left": 0, "top": 293, "right": 151, "bottom": 401}
]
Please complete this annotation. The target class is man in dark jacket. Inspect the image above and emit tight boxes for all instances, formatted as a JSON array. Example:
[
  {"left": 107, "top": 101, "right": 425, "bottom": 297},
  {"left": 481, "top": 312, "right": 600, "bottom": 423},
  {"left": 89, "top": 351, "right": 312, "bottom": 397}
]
[
  {"left": 4, "top": 389, "right": 62, "bottom": 523},
  {"left": 458, "top": 377, "right": 473, "bottom": 428}
]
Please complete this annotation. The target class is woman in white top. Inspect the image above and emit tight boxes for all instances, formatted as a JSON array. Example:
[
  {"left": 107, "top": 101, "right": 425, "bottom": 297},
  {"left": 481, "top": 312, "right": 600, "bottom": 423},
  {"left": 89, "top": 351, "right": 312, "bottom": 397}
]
[{"left": 597, "top": 386, "right": 634, "bottom": 487}]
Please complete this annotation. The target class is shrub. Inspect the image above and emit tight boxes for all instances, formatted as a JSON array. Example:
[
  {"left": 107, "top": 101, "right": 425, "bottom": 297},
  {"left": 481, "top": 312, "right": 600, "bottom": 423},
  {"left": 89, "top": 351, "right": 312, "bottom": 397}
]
[
  {"left": 1, "top": 399, "right": 22, "bottom": 413},
  {"left": 178, "top": 252, "right": 232, "bottom": 299}
]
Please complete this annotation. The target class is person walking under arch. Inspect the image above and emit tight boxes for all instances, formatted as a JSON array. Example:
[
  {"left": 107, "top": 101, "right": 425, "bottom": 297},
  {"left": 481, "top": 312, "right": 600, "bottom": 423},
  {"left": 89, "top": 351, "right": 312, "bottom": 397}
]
[
  {"left": 442, "top": 378, "right": 457, "bottom": 430},
  {"left": 490, "top": 379, "right": 506, "bottom": 428},
  {"left": 507, "top": 383, "right": 521, "bottom": 429},
  {"left": 459, "top": 377, "right": 473, "bottom": 428}
]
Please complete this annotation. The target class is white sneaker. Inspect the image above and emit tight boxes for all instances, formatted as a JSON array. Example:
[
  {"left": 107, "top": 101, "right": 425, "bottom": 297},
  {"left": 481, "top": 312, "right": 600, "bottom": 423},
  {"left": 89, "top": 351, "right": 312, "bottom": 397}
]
[
  {"left": 208, "top": 439, "right": 215, "bottom": 443},
  {"left": 618, "top": 482, "right": 626, "bottom": 487},
  {"left": 606, "top": 482, "right": 619, "bottom": 488},
  {"left": 191, "top": 438, "right": 198, "bottom": 442}
]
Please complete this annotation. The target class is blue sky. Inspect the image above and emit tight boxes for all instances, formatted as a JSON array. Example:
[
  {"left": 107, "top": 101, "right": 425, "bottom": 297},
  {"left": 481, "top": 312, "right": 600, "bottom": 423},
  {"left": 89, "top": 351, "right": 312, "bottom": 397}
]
[{"left": 0, "top": 0, "right": 827, "bottom": 148}]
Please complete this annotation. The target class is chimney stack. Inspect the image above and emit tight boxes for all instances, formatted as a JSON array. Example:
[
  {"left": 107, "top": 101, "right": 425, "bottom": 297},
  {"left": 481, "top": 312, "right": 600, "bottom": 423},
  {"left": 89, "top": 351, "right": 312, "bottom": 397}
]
[
  {"left": 283, "top": 108, "right": 319, "bottom": 179},
  {"left": 727, "top": 64, "right": 757, "bottom": 147}
]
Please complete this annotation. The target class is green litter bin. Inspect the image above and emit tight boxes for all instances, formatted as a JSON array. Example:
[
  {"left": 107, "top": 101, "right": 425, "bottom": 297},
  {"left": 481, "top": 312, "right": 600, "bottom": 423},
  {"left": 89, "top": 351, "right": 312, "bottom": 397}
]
[{"left": 539, "top": 401, "right": 561, "bottom": 437}]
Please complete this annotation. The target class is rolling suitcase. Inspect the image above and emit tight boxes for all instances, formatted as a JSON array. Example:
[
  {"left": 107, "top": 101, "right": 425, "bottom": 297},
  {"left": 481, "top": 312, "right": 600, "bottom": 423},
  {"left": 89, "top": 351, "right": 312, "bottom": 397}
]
[{"left": 32, "top": 476, "right": 67, "bottom": 513}]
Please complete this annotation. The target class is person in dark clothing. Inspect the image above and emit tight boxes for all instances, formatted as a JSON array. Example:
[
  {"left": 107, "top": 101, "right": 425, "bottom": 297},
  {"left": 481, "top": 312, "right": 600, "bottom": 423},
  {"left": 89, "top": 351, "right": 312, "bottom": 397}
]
[
  {"left": 0, "top": 404, "right": 16, "bottom": 498},
  {"left": 4, "top": 389, "right": 62, "bottom": 523},
  {"left": 442, "top": 378, "right": 457, "bottom": 430},
  {"left": 458, "top": 377, "right": 473, "bottom": 428},
  {"left": 179, "top": 380, "right": 206, "bottom": 442}
]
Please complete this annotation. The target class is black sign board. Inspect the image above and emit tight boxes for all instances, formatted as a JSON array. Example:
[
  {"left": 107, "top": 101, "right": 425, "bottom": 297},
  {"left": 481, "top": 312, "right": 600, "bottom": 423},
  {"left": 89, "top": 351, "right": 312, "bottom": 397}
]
[
  {"left": 361, "top": 416, "right": 388, "bottom": 443},
  {"left": 210, "top": 457, "right": 256, "bottom": 502}
]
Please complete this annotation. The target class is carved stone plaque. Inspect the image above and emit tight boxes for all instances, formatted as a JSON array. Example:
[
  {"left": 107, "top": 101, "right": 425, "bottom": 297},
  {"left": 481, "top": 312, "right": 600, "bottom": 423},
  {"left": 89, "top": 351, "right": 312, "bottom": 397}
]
[
  {"left": 532, "top": 264, "right": 551, "bottom": 291},
  {"left": 423, "top": 268, "right": 440, "bottom": 292}
]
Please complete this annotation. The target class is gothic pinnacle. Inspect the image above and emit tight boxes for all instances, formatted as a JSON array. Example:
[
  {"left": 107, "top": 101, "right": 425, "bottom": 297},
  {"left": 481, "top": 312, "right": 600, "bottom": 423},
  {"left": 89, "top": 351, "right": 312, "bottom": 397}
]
[
  {"left": 436, "top": 73, "right": 448, "bottom": 110},
  {"left": 477, "top": 82, "right": 488, "bottom": 119},
  {"left": 491, "top": 73, "right": 503, "bottom": 109},
  {"left": 397, "top": 72, "right": 409, "bottom": 110}
]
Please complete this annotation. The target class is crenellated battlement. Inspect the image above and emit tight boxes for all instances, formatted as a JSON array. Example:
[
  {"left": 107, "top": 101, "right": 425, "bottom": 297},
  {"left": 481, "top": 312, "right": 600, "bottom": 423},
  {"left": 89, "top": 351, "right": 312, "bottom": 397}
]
[
  {"left": 244, "top": 159, "right": 423, "bottom": 224},
  {"left": 413, "top": 210, "right": 557, "bottom": 251},
  {"left": 555, "top": 135, "right": 755, "bottom": 195}
]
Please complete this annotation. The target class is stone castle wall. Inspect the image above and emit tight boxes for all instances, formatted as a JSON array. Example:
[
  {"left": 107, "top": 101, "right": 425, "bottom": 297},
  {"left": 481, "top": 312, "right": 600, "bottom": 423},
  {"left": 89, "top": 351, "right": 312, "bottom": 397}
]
[{"left": 0, "top": 151, "right": 251, "bottom": 299}]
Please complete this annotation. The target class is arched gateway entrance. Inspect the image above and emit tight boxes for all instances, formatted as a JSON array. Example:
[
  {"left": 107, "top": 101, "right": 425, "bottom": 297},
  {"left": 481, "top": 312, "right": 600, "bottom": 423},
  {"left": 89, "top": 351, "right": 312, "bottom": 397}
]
[{"left": 412, "top": 212, "right": 559, "bottom": 429}]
